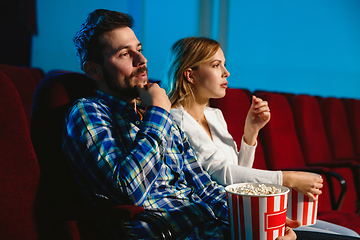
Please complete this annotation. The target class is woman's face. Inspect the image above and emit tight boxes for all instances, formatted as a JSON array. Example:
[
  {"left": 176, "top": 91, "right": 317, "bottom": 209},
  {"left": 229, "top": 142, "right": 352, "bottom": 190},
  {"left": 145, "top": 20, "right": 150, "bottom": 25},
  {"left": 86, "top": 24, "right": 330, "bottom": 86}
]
[{"left": 190, "top": 48, "right": 230, "bottom": 102}]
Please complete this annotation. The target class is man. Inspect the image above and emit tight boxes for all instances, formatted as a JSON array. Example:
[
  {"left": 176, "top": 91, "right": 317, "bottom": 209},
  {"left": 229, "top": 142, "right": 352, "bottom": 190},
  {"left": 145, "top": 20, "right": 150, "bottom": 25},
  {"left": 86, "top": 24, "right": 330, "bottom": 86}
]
[{"left": 63, "top": 9, "right": 300, "bottom": 239}]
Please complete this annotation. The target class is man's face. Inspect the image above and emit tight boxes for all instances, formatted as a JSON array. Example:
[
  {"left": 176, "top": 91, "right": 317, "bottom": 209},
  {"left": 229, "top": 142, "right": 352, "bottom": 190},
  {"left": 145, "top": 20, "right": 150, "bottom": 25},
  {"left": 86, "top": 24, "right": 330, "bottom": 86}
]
[{"left": 100, "top": 27, "right": 148, "bottom": 101}]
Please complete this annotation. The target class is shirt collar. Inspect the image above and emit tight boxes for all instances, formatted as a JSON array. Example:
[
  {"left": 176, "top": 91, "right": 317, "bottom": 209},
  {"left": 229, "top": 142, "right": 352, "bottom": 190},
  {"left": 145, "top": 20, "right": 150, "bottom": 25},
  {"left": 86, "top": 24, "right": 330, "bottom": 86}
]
[{"left": 95, "top": 90, "right": 142, "bottom": 121}]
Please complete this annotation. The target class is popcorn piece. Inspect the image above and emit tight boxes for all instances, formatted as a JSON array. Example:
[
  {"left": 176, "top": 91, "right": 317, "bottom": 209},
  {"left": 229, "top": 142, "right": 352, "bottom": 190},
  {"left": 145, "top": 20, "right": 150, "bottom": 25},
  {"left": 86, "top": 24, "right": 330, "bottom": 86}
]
[{"left": 228, "top": 184, "right": 284, "bottom": 195}]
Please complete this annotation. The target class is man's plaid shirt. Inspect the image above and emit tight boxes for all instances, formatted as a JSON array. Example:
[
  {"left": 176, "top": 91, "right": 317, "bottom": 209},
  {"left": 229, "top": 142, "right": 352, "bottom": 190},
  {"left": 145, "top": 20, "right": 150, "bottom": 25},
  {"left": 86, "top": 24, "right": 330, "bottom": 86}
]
[{"left": 62, "top": 90, "right": 229, "bottom": 239}]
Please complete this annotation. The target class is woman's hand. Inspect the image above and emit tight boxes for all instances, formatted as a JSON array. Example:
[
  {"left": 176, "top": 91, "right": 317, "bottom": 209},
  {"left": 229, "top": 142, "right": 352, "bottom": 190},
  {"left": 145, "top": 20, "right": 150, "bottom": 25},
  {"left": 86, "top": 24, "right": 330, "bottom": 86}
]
[
  {"left": 275, "top": 217, "right": 301, "bottom": 240},
  {"left": 282, "top": 171, "right": 323, "bottom": 200},
  {"left": 244, "top": 95, "right": 271, "bottom": 145}
]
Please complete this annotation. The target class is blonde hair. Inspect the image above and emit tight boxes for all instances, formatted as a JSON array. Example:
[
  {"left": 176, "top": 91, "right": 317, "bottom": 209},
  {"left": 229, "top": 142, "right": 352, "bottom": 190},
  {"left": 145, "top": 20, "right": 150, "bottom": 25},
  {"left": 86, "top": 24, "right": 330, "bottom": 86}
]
[{"left": 162, "top": 37, "right": 220, "bottom": 109}]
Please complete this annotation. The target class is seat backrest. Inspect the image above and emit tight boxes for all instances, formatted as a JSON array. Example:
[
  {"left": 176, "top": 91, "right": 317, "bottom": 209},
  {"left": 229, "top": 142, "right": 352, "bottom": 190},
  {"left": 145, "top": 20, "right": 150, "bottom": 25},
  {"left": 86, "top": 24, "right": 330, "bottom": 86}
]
[
  {"left": 0, "top": 64, "right": 37, "bottom": 132},
  {"left": 290, "top": 95, "right": 333, "bottom": 165},
  {"left": 256, "top": 92, "right": 306, "bottom": 170},
  {"left": 25, "top": 67, "right": 45, "bottom": 85},
  {"left": 256, "top": 92, "right": 338, "bottom": 212},
  {"left": 0, "top": 71, "right": 40, "bottom": 240},
  {"left": 343, "top": 98, "right": 360, "bottom": 157},
  {"left": 291, "top": 95, "right": 359, "bottom": 212},
  {"left": 31, "top": 72, "right": 96, "bottom": 239},
  {"left": 210, "top": 88, "right": 267, "bottom": 170},
  {"left": 31, "top": 72, "right": 96, "bottom": 206},
  {"left": 319, "top": 97, "right": 356, "bottom": 160}
]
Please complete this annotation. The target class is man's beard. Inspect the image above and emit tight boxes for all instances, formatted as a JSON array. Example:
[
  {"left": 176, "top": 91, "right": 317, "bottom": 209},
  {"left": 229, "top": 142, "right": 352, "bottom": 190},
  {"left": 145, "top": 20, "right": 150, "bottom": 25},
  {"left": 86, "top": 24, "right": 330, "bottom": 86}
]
[{"left": 102, "top": 66, "right": 148, "bottom": 100}]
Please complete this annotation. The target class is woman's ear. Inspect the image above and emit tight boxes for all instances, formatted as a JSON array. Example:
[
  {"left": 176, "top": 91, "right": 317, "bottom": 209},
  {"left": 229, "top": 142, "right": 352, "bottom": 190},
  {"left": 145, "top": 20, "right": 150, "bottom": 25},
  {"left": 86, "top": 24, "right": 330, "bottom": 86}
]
[
  {"left": 83, "top": 61, "right": 103, "bottom": 81},
  {"left": 184, "top": 68, "right": 195, "bottom": 84}
]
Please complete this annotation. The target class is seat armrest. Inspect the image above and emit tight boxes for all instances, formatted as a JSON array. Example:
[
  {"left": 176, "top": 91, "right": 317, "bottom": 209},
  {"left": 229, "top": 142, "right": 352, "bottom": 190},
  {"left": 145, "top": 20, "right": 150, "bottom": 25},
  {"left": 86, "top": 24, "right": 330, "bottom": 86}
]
[
  {"left": 52, "top": 205, "right": 145, "bottom": 221},
  {"left": 323, "top": 171, "right": 347, "bottom": 210},
  {"left": 52, "top": 205, "right": 175, "bottom": 239},
  {"left": 275, "top": 167, "right": 347, "bottom": 210},
  {"left": 275, "top": 166, "right": 330, "bottom": 174}
]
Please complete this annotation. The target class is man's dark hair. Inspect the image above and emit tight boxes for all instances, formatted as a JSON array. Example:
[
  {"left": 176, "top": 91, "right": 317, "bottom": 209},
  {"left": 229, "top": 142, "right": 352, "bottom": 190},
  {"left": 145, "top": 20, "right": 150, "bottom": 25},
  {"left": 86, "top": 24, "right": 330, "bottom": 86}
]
[{"left": 73, "top": 9, "right": 134, "bottom": 71}]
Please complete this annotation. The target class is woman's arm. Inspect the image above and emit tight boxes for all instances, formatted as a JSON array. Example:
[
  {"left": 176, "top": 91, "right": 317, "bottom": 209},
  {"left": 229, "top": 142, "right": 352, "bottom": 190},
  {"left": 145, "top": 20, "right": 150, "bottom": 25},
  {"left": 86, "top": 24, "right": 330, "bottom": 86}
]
[
  {"left": 171, "top": 108, "right": 282, "bottom": 186},
  {"left": 244, "top": 96, "right": 271, "bottom": 146}
]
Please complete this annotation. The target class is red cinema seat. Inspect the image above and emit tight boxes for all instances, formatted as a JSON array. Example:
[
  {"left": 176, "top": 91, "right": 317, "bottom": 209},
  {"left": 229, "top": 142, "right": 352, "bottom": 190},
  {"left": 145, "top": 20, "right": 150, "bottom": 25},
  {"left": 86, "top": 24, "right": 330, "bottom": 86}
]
[
  {"left": 257, "top": 91, "right": 360, "bottom": 234},
  {"left": 290, "top": 94, "right": 360, "bottom": 214},
  {"left": 319, "top": 97, "right": 360, "bottom": 162},
  {"left": 343, "top": 98, "right": 360, "bottom": 157},
  {"left": 0, "top": 64, "right": 37, "bottom": 132},
  {"left": 0, "top": 71, "right": 40, "bottom": 239}
]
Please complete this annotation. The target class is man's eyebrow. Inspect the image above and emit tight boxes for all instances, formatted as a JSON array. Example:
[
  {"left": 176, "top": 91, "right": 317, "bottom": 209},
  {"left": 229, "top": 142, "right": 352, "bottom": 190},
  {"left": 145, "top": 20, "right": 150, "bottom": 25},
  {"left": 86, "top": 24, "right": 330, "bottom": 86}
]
[{"left": 111, "top": 42, "right": 142, "bottom": 55}]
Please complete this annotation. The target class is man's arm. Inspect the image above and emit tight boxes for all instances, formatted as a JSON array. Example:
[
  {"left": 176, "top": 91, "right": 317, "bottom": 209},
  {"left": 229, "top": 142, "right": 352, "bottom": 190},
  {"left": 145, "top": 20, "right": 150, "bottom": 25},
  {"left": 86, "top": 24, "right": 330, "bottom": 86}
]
[
  {"left": 63, "top": 99, "right": 173, "bottom": 206},
  {"left": 179, "top": 130, "right": 229, "bottom": 221}
]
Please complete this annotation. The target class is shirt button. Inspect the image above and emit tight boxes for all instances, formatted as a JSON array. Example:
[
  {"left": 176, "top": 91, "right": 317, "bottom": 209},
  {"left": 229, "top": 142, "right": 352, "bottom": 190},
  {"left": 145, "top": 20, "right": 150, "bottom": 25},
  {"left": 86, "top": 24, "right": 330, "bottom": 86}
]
[{"left": 135, "top": 121, "right": 140, "bottom": 125}]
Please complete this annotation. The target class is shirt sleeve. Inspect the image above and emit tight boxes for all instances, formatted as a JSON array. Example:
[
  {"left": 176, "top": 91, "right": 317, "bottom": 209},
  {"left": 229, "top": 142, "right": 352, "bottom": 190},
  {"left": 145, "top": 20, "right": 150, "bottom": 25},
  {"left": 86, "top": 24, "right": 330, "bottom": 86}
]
[
  {"left": 63, "top": 100, "right": 173, "bottom": 206},
  {"left": 178, "top": 129, "right": 229, "bottom": 222},
  {"left": 171, "top": 108, "right": 282, "bottom": 186},
  {"left": 214, "top": 109, "right": 256, "bottom": 168}
]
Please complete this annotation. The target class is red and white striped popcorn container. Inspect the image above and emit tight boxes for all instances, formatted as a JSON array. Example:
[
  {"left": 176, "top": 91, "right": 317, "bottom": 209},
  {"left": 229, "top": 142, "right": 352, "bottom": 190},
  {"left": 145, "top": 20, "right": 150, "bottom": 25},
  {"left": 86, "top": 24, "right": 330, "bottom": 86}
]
[
  {"left": 225, "top": 183, "right": 290, "bottom": 240},
  {"left": 286, "top": 189, "right": 318, "bottom": 226}
]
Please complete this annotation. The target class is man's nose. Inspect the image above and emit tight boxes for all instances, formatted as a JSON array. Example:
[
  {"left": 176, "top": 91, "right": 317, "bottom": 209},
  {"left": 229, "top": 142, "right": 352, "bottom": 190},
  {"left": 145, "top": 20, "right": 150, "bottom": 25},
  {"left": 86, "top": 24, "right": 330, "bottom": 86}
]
[{"left": 134, "top": 51, "right": 147, "bottom": 66}]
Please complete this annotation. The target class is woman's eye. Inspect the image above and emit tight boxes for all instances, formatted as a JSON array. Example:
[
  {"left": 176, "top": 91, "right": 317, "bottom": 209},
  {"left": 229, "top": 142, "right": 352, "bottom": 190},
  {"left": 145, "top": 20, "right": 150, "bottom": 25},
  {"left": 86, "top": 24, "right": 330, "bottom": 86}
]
[{"left": 214, "top": 64, "right": 219, "bottom": 68}]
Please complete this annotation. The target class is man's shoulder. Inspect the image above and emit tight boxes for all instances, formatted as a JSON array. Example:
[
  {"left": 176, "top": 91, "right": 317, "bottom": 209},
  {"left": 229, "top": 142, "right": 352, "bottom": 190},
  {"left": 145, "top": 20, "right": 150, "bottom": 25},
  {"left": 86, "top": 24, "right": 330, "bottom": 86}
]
[{"left": 67, "top": 96, "right": 110, "bottom": 117}]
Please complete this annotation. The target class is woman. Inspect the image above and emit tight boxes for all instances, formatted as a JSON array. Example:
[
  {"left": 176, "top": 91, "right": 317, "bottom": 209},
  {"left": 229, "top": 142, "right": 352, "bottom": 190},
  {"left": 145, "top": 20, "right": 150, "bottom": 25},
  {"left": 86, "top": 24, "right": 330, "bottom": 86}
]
[
  {"left": 162, "top": 37, "right": 321, "bottom": 199},
  {"left": 162, "top": 36, "right": 360, "bottom": 237}
]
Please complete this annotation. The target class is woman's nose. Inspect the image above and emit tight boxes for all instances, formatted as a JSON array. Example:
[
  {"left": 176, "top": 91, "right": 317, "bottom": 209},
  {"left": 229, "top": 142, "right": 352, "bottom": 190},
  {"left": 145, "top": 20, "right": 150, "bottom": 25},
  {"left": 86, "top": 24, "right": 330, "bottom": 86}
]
[{"left": 223, "top": 67, "right": 230, "bottom": 78}]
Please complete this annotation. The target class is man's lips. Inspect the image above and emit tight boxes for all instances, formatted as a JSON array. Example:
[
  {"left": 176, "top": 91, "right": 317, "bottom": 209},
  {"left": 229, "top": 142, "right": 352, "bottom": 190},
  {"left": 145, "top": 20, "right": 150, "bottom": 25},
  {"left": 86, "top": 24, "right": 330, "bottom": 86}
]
[
  {"left": 131, "top": 66, "right": 148, "bottom": 78},
  {"left": 134, "top": 72, "right": 148, "bottom": 80}
]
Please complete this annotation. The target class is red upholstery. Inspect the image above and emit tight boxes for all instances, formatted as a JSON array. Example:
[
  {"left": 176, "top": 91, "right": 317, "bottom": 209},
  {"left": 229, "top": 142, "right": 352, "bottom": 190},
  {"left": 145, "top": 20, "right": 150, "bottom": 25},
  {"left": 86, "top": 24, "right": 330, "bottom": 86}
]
[
  {"left": 255, "top": 92, "right": 360, "bottom": 233},
  {"left": 256, "top": 92, "right": 305, "bottom": 170},
  {"left": 319, "top": 97, "right": 359, "bottom": 161},
  {"left": 0, "top": 71, "right": 40, "bottom": 239},
  {"left": 343, "top": 98, "right": 360, "bottom": 157},
  {"left": 290, "top": 95, "right": 360, "bottom": 213},
  {"left": 25, "top": 67, "right": 45, "bottom": 85},
  {"left": 0, "top": 64, "right": 37, "bottom": 132},
  {"left": 210, "top": 88, "right": 267, "bottom": 170}
]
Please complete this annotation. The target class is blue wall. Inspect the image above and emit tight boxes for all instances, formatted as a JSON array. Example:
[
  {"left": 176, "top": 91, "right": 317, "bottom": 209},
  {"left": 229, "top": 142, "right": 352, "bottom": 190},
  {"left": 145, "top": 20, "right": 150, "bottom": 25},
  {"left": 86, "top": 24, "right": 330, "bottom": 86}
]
[{"left": 31, "top": 0, "right": 360, "bottom": 99}]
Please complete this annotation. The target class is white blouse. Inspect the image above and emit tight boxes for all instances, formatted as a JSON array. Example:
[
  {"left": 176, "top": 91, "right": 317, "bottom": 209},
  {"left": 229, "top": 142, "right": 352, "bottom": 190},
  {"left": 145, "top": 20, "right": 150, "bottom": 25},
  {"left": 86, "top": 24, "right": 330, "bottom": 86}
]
[
  {"left": 171, "top": 107, "right": 360, "bottom": 237},
  {"left": 170, "top": 106, "right": 282, "bottom": 186}
]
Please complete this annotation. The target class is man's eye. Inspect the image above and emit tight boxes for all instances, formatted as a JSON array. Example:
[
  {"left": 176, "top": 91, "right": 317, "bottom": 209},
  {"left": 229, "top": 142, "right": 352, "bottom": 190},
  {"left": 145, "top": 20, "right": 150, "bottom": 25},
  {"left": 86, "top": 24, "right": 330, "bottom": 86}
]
[
  {"left": 120, "top": 52, "right": 129, "bottom": 57},
  {"left": 138, "top": 48, "right": 143, "bottom": 53}
]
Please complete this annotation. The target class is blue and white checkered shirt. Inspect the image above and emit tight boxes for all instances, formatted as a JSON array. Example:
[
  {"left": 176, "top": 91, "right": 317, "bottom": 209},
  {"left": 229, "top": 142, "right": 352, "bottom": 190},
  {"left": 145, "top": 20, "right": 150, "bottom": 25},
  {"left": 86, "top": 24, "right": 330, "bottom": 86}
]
[{"left": 62, "top": 90, "right": 229, "bottom": 239}]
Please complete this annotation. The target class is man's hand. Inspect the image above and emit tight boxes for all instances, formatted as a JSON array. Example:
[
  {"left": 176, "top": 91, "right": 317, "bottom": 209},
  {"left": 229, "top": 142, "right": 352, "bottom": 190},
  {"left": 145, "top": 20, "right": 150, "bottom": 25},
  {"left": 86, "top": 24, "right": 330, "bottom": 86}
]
[
  {"left": 137, "top": 83, "right": 171, "bottom": 112},
  {"left": 276, "top": 217, "right": 301, "bottom": 240}
]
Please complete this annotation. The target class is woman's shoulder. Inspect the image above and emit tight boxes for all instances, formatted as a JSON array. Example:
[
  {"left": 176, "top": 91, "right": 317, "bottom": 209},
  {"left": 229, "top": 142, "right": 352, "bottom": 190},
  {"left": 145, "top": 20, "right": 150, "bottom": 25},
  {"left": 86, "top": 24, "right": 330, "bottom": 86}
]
[
  {"left": 170, "top": 106, "right": 185, "bottom": 119},
  {"left": 205, "top": 106, "right": 225, "bottom": 119}
]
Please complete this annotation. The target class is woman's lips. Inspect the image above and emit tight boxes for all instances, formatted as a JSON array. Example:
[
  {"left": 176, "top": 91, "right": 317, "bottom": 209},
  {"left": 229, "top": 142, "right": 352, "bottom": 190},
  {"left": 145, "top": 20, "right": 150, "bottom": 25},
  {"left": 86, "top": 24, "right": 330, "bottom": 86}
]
[{"left": 221, "top": 83, "right": 228, "bottom": 88}]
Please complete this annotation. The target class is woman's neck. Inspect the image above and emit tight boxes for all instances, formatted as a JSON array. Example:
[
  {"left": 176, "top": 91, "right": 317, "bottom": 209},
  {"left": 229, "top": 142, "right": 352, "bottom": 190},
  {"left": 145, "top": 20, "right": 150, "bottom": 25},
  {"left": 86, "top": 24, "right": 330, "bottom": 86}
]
[
  {"left": 185, "top": 100, "right": 207, "bottom": 122},
  {"left": 185, "top": 99, "right": 213, "bottom": 140}
]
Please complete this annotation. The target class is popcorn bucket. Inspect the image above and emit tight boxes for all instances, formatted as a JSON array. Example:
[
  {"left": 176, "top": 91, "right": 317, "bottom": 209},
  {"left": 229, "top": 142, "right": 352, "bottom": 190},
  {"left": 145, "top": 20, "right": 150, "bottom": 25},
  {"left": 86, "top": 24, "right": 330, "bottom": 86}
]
[
  {"left": 286, "top": 189, "right": 318, "bottom": 226},
  {"left": 225, "top": 183, "right": 290, "bottom": 240}
]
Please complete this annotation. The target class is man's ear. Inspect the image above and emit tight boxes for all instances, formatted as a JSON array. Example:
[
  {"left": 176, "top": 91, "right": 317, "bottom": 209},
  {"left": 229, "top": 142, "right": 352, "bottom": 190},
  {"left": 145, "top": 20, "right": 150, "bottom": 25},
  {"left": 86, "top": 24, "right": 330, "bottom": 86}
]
[
  {"left": 83, "top": 61, "right": 103, "bottom": 81},
  {"left": 184, "top": 68, "right": 195, "bottom": 84}
]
